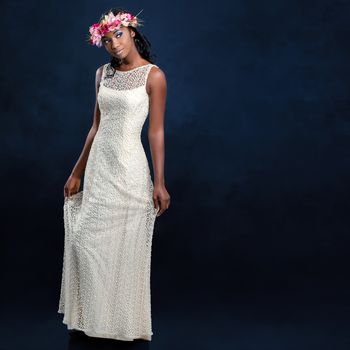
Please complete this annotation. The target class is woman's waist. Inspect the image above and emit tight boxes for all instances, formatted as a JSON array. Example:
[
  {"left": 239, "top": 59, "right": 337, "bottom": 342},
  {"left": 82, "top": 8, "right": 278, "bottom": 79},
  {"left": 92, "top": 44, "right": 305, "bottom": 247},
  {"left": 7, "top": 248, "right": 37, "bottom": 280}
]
[
  {"left": 99, "top": 116, "right": 146, "bottom": 130},
  {"left": 94, "top": 127, "right": 142, "bottom": 145},
  {"left": 92, "top": 138, "right": 148, "bottom": 162}
]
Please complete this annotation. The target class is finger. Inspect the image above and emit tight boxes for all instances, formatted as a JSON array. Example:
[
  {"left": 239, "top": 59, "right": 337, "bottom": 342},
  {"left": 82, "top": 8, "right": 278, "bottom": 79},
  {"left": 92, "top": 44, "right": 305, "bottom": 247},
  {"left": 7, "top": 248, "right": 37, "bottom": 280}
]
[
  {"left": 155, "top": 203, "right": 161, "bottom": 216},
  {"left": 158, "top": 208, "right": 165, "bottom": 216},
  {"left": 157, "top": 204, "right": 165, "bottom": 217},
  {"left": 159, "top": 198, "right": 170, "bottom": 215},
  {"left": 160, "top": 199, "right": 168, "bottom": 211},
  {"left": 153, "top": 197, "right": 159, "bottom": 210}
]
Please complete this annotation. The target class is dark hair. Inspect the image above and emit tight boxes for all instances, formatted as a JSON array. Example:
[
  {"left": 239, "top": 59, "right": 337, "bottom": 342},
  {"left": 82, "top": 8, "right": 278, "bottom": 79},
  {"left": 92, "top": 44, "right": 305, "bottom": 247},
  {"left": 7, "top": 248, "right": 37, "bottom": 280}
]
[{"left": 98, "top": 8, "right": 156, "bottom": 70}]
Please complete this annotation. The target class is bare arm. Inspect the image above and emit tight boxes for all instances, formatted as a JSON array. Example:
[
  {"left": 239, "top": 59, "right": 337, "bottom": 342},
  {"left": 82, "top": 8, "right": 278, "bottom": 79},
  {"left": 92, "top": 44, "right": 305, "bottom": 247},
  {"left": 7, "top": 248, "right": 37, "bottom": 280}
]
[
  {"left": 70, "top": 66, "right": 103, "bottom": 178},
  {"left": 147, "top": 66, "right": 171, "bottom": 216},
  {"left": 63, "top": 65, "right": 103, "bottom": 198}
]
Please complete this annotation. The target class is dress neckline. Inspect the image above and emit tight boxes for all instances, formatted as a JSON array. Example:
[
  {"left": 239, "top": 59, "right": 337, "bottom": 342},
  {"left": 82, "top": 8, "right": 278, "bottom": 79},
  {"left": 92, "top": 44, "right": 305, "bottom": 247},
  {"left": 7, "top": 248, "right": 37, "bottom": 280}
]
[{"left": 112, "top": 63, "right": 153, "bottom": 73}]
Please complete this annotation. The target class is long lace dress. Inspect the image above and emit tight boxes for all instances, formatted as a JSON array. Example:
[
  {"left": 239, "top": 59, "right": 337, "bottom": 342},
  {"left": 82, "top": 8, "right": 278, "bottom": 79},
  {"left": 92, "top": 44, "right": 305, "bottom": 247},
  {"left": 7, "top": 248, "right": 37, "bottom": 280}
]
[{"left": 58, "top": 62, "right": 159, "bottom": 341}]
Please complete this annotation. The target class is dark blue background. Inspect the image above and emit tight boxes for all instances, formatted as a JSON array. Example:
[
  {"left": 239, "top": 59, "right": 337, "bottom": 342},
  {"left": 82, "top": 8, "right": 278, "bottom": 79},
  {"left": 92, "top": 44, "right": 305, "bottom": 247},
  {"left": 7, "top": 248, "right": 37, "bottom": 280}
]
[{"left": 1, "top": 0, "right": 350, "bottom": 348}]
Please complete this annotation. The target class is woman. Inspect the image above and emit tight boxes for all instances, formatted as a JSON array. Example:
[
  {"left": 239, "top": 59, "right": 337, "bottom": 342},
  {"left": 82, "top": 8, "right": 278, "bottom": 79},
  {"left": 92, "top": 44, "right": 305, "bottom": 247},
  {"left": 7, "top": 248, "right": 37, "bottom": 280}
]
[{"left": 58, "top": 8, "right": 171, "bottom": 341}]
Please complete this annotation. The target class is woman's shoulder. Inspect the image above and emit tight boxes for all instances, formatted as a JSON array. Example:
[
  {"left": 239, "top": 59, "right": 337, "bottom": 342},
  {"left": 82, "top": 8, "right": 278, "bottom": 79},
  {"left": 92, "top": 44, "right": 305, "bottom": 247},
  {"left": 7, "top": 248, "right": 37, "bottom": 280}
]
[
  {"left": 147, "top": 63, "right": 166, "bottom": 94},
  {"left": 95, "top": 63, "right": 109, "bottom": 87},
  {"left": 148, "top": 63, "right": 165, "bottom": 79},
  {"left": 96, "top": 63, "right": 107, "bottom": 75}
]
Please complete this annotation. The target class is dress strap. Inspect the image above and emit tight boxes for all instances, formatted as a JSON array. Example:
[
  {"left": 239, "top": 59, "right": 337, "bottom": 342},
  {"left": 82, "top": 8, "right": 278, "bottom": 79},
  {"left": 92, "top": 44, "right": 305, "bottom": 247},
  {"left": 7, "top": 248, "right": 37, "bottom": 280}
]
[
  {"left": 101, "top": 63, "right": 108, "bottom": 81},
  {"left": 144, "top": 64, "right": 158, "bottom": 86},
  {"left": 148, "top": 64, "right": 159, "bottom": 71}
]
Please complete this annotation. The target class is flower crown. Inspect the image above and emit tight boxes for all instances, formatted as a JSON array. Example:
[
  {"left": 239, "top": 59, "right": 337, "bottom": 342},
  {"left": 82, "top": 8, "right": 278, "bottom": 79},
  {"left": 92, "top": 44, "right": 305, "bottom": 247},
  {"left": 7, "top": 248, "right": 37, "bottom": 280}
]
[{"left": 88, "top": 9, "right": 144, "bottom": 48}]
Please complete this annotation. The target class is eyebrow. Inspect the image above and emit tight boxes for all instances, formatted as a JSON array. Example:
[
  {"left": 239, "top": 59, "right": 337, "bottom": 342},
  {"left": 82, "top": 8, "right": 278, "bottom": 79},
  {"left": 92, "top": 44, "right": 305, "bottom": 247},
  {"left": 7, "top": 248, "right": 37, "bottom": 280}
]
[{"left": 102, "top": 29, "right": 122, "bottom": 39}]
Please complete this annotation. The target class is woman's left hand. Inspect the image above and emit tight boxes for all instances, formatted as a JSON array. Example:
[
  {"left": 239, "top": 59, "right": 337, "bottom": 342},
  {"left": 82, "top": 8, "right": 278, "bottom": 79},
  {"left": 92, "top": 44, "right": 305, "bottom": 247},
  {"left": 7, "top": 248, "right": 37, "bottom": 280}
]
[{"left": 153, "top": 184, "right": 171, "bottom": 217}]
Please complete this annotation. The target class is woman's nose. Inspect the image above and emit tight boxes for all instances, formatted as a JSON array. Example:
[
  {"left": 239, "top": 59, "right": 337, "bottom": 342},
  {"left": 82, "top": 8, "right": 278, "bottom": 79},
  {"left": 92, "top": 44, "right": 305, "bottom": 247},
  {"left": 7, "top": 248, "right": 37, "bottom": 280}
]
[{"left": 111, "top": 38, "right": 120, "bottom": 49}]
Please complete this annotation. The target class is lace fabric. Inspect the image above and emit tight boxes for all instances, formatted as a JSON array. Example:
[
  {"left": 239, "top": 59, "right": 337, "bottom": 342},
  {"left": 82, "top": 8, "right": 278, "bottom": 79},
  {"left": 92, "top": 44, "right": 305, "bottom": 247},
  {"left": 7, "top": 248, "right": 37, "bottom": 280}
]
[
  {"left": 58, "top": 62, "right": 159, "bottom": 341},
  {"left": 102, "top": 63, "right": 159, "bottom": 90}
]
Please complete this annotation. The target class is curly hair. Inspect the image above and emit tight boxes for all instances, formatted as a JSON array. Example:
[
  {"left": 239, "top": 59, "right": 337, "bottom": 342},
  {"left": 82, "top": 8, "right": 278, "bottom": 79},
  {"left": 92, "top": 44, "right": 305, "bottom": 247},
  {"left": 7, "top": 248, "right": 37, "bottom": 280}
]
[{"left": 98, "top": 7, "right": 156, "bottom": 70}]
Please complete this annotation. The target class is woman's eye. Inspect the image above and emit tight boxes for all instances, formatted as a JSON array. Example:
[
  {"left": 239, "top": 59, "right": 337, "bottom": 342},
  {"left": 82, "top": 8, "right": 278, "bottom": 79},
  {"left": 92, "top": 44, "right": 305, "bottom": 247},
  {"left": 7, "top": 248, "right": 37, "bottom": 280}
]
[{"left": 102, "top": 31, "right": 121, "bottom": 44}]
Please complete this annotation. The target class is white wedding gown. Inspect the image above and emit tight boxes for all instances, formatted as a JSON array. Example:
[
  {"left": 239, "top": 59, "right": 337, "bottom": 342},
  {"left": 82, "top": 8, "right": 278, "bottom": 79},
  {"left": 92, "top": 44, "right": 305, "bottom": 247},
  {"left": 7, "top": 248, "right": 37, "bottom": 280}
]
[{"left": 58, "top": 62, "right": 159, "bottom": 341}]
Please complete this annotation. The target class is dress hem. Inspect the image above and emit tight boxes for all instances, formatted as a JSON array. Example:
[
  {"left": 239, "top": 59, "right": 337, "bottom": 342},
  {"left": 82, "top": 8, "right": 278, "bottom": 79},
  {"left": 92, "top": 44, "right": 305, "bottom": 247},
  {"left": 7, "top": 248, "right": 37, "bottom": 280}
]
[{"left": 57, "top": 310, "right": 152, "bottom": 342}]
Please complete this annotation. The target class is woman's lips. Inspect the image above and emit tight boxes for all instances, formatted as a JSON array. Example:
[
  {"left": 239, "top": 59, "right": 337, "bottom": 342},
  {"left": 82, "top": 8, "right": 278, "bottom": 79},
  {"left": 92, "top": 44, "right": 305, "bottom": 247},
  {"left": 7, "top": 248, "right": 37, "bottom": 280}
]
[{"left": 115, "top": 48, "right": 124, "bottom": 56}]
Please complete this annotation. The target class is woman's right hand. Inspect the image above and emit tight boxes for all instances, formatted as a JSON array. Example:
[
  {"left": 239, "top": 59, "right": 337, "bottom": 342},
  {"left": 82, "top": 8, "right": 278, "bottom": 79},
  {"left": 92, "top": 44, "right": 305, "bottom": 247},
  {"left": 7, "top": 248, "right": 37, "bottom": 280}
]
[{"left": 64, "top": 174, "right": 81, "bottom": 198}]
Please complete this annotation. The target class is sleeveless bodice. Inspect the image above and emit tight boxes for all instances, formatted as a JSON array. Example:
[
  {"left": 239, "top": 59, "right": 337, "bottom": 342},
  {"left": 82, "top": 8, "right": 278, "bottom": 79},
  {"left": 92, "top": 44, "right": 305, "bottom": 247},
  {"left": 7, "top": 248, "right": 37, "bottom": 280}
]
[
  {"left": 83, "top": 62, "right": 159, "bottom": 206},
  {"left": 97, "top": 63, "right": 158, "bottom": 136}
]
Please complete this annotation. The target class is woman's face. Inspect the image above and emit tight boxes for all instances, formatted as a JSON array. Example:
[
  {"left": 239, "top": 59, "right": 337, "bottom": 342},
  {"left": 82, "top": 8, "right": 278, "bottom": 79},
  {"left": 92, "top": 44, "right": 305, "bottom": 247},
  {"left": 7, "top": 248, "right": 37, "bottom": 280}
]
[{"left": 101, "top": 26, "right": 135, "bottom": 59}]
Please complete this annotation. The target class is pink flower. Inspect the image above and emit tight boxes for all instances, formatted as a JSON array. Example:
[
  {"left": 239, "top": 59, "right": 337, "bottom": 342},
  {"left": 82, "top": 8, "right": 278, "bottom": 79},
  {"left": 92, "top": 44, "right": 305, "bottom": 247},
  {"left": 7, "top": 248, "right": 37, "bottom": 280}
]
[{"left": 88, "top": 11, "right": 140, "bottom": 47}]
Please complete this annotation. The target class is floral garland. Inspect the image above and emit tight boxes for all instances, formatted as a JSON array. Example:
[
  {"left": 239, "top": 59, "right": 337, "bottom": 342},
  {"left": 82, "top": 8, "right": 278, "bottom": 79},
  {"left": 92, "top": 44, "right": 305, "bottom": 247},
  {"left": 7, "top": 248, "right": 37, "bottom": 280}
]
[{"left": 88, "top": 9, "right": 144, "bottom": 47}]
